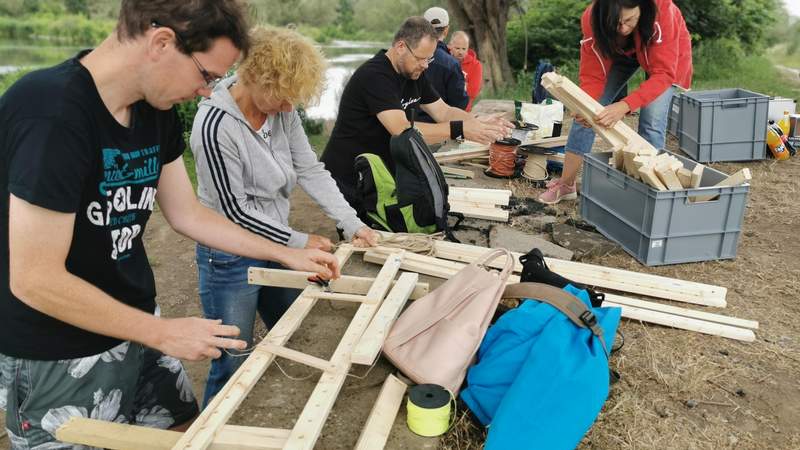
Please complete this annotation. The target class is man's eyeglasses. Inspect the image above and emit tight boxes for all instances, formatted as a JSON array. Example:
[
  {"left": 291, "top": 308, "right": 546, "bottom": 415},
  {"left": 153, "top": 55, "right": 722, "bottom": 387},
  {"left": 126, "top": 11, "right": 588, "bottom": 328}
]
[
  {"left": 151, "top": 21, "right": 223, "bottom": 90},
  {"left": 403, "top": 41, "right": 435, "bottom": 66}
]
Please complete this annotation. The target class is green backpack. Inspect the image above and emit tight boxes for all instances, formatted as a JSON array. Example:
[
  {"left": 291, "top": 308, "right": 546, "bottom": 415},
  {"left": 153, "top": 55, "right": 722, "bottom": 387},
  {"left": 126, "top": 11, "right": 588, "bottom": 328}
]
[{"left": 354, "top": 127, "right": 461, "bottom": 239}]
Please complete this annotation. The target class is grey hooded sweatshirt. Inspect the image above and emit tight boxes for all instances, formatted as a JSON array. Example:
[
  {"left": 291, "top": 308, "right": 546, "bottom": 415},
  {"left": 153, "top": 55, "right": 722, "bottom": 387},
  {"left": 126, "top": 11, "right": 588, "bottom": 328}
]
[{"left": 189, "top": 75, "right": 365, "bottom": 249}]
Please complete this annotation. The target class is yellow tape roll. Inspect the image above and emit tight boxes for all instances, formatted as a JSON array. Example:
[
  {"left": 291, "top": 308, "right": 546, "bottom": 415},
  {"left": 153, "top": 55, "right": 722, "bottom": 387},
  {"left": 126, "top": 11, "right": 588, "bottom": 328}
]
[{"left": 406, "top": 384, "right": 454, "bottom": 437}]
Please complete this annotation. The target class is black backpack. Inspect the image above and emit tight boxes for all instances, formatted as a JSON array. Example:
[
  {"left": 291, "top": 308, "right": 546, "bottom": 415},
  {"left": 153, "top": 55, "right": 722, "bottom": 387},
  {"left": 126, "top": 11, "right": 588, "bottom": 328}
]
[{"left": 354, "top": 125, "right": 461, "bottom": 240}]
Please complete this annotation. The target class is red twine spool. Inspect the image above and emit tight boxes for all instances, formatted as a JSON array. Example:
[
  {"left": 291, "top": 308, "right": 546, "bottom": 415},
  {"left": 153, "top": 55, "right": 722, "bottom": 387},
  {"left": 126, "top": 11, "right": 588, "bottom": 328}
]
[{"left": 488, "top": 141, "right": 518, "bottom": 177}]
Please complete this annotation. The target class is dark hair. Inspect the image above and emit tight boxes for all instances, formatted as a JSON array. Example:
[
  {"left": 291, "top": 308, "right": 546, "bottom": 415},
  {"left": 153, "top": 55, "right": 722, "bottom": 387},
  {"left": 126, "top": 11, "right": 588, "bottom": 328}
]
[
  {"left": 591, "top": 0, "right": 656, "bottom": 58},
  {"left": 117, "top": 0, "right": 251, "bottom": 55},
  {"left": 392, "top": 17, "right": 437, "bottom": 49}
]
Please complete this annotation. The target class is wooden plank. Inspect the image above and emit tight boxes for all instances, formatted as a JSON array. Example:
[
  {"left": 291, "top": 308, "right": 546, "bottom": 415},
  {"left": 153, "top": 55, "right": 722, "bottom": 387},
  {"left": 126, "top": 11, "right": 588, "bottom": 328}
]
[
  {"left": 248, "top": 269, "right": 429, "bottom": 300},
  {"left": 607, "top": 302, "right": 756, "bottom": 342},
  {"left": 353, "top": 375, "right": 408, "bottom": 450},
  {"left": 448, "top": 201, "right": 509, "bottom": 222},
  {"left": 638, "top": 164, "right": 668, "bottom": 190},
  {"left": 521, "top": 135, "right": 568, "bottom": 148},
  {"left": 351, "top": 273, "right": 420, "bottom": 365},
  {"left": 654, "top": 162, "right": 684, "bottom": 190},
  {"left": 604, "top": 293, "right": 757, "bottom": 330},
  {"left": 171, "top": 246, "right": 355, "bottom": 450},
  {"left": 57, "top": 417, "right": 289, "bottom": 450},
  {"left": 362, "top": 249, "right": 750, "bottom": 340},
  {"left": 692, "top": 168, "right": 752, "bottom": 202},
  {"left": 448, "top": 187, "right": 511, "bottom": 206},
  {"left": 623, "top": 148, "right": 640, "bottom": 178},
  {"left": 364, "top": 251, "right": 478, "bottom": 278},
  {"left": 305, "top": 291, "right": 377, "bottom": 304},
  {"left": 440, "top": 166, "right": 474, "bottom": 179},
  {"left": 690, "top": 164, "right": 704, "bottom": 188},
  {"left": 433, "top": 148, "right": 489, "bottom": 163},
  {"left": 255, "top": 343, "right": 342, "bottom": 373},
  {"left": 282, "top": 254, "right": 407, "bottom": 450},
  {"left": 541, "top": 73, "right": 657, "bottom": 153},
  {"left": 370, "top": 233, "right": 727, "bottom": 307},
  {"left": 676, "top": 167, "right": 693, "bottom": 188},
  {"left": 425, "top": 238, "right": 727, "bottom": 307}
]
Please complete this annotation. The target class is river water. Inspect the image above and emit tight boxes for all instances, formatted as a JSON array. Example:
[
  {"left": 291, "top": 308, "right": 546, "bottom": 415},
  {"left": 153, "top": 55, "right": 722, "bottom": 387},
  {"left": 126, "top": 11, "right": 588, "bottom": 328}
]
[{"left": 0, "top": 39, "right": 384, "bottom": 120}]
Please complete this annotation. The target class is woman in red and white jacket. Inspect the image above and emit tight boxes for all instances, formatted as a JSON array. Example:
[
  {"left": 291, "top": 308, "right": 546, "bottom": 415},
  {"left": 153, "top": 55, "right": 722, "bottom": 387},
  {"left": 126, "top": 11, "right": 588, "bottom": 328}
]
[{"left": 539, "top": 0, "right": 692, "bottom": 204}]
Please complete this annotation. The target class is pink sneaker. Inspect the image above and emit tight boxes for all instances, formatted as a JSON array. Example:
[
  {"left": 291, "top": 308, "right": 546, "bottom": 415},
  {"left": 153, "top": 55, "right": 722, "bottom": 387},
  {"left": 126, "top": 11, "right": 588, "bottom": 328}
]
[
  {"left": 538, "top": 180, "right": 577, "bottom": 204},
  {"left": 545, "top": 178, "right": 561, "bottom": 189}
]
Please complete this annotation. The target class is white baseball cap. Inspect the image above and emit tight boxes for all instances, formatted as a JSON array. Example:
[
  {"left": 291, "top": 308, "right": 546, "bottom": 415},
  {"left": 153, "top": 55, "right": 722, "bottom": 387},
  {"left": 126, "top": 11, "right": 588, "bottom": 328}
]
[{"left": 424, "top": 7, "right": 450, "bottom": 28}]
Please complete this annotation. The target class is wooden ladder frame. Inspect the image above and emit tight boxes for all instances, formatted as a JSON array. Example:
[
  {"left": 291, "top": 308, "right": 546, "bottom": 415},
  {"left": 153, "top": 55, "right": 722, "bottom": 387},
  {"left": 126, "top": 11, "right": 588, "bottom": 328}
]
[{"left": 57, "top": 246, "right": 426, "bottom": 450}]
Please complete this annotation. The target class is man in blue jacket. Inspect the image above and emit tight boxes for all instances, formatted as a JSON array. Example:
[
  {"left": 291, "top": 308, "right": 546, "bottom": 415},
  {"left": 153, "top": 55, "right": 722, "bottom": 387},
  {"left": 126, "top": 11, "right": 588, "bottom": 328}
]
[{"left": 417, "top": 7, "right": 469, "bottom": 122}]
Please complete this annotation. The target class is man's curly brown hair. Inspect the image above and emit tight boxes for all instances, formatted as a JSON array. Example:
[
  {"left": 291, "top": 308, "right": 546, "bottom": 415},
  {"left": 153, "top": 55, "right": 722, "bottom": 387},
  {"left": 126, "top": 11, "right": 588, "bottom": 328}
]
[{"left": 238, "top": 26, "right": 327, "bottom": 106}]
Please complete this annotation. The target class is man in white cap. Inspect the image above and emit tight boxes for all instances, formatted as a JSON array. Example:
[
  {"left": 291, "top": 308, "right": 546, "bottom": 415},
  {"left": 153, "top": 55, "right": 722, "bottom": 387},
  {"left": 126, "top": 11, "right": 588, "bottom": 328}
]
[{"left": 416, "top": 6, "right": 469, "bottom": 122}]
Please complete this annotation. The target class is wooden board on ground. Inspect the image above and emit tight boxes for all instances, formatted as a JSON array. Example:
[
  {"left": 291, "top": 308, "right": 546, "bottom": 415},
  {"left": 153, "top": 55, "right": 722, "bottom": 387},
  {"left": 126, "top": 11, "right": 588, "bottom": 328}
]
[
  {"left": 362, "top": 250, "right": 754, "bottom": 342},
  {"left": 56, "top": 417, "right": 289, "bottom": 450},
  {"left": 354, "top": 374, "right": 408, "bottom": 450},
  {"left": 373, "top": 234, "right": 728, "bottom": 307}
]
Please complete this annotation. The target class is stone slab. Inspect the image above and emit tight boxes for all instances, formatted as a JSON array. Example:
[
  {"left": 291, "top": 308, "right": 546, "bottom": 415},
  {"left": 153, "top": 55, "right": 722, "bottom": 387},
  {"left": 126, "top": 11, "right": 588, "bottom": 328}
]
[{"left": 489, "top": 225, "right": 574, "bottom": 260}]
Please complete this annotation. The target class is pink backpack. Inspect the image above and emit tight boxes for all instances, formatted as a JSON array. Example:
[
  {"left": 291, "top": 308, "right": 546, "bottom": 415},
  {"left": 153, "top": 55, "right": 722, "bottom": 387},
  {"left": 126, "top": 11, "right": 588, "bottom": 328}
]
[{"left": 382, "top": 249, "right": 514, "bottom": 394}]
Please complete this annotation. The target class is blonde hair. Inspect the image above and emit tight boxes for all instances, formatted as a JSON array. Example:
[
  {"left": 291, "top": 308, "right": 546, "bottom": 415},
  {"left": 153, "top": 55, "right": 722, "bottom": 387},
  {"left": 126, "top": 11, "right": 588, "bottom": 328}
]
[{"left": 238, "top": 26, "right": 327, "bottom": 106}]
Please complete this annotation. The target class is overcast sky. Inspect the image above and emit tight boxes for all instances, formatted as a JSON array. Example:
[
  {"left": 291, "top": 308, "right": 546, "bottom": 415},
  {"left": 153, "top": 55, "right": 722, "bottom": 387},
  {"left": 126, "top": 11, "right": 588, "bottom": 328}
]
[{"left": 786, "top": 0, "right": 800, "bottom": 17}]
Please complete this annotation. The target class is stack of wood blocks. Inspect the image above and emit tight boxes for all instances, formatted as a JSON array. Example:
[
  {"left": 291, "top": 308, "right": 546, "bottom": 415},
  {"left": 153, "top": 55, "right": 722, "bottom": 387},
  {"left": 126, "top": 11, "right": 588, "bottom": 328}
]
[
  {"left": 540, "top": 71, "right": 752, "bottom": 201},
  {"left": 448, "top": 186, "right": 511, "bottom": 222}
]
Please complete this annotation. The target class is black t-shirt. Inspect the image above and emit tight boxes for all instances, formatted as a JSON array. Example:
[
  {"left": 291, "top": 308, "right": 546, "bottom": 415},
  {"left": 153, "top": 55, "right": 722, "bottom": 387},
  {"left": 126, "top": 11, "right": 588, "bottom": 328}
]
[
  {"left": 0, "top": 51, "right": 184, "bottom": 360},
  {"left": 320, "top": 50, "right": 439, "bottom": 193}
]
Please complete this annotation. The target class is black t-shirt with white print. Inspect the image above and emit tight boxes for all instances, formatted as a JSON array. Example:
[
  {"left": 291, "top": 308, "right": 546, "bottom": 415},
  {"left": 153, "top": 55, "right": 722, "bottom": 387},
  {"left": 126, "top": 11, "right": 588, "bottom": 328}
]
[
  {"left": 0, "top": 51, "right": 184, "bottom": 360},
  {"left": 320, "top": 50, "right": 439, "bottom": 192}
]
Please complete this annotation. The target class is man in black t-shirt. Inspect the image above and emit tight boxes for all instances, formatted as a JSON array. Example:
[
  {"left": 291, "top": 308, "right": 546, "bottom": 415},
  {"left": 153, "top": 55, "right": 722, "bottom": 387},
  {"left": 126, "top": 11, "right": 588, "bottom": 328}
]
[
  {"left": 0, "top": 1, "right": 339, "bottom": 446},
  {"left": 320, "top": 16, "right": 513, "bottom": 209}
]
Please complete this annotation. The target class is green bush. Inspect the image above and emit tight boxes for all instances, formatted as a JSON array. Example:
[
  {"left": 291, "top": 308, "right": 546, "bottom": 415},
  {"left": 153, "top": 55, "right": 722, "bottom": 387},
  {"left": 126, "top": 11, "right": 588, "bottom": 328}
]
[
  {"left": 674, "top": 0, "right": 780, "bottom": 51},
  {"left": 691, "top": 38, "right": 746, "bottom": 81},
  {"left": 0, "top": 13, "right": 113, "bottom": 45},
  {"left": 506, "top": 0, "right": 589, "bottom": 71}
]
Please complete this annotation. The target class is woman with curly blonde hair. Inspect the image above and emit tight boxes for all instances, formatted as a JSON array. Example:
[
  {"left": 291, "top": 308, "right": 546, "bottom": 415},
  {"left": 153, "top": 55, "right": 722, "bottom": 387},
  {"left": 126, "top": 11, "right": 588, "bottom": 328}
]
[{"left": 189, "top": 26, "right": 377, "bottom": 405}]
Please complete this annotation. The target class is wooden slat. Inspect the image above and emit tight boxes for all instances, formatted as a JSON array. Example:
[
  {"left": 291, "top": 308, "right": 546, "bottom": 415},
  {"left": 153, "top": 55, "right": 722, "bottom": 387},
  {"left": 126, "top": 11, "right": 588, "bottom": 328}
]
[
  {"left": 305, "top": 292, "right": 377, "bottom": 303},
  {"left": 448, "top": 201, "right": 509, "bottom": 222},
  {"left": 521, "top": 135, "right": 568, "bottom": 148},
  {"left": 541, "top": 72, "right": 657, "bottom": 153},
  {"left": 282, "top": 254, "right": 409, "bottom": 450},
  {"left": 362, "top": 251, "right": 752, "bottom": 342},
  {"left": 351, "top": 273, "right": 420, "bottom": 365},
  {"left": 448, "top": 187, "right": 511, "bottom": 206},
  {"left": 353, "top": 375, "right": 408, "bottom": 450},
  {"left": 603, "top": 293, "right": 757, "bottom": 330},
  {"left": 255, "top": 343, "right": 341, "bottom": 374},
  {"left": 248, "top": 269, "right": 429, "bottom": 300},
  {"left": 57, "top": 417, "right": 289, "bottom": 450},
  {"left": 171, "top": 246, "right": 355, "bottom": 450},
  {"left": 426, "top": 238, "right": 727, "bottom": 307},
  {"left": 693, "top": 168, "right": 752, "bottom": 202},
  {"left": 433, "top": 148, "right": 489, "bottom": 163},
  {"left": 608, "top": 302, "right": 756, "bottom": 342},
  {"left": 440, "top": 166, "right": 474, "bottom": 179}
]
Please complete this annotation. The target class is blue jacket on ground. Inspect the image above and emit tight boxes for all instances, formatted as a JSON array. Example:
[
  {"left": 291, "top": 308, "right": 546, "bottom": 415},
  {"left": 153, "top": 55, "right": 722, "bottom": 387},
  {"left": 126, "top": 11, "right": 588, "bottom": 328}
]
[
  {"left": 417, "top": 40, "right": 468, "bottom": 122},
  {"left": 461, "top": 285, "right": 621, "bottom": 450}
]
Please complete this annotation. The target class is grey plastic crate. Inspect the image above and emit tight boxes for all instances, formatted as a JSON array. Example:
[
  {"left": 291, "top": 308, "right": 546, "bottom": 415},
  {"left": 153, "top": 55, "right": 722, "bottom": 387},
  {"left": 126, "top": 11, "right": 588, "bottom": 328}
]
[
  {"left": 667, "top": 93, "right": 683, "bottom": 137},
  {"left": 678, "top": 88, "right": 768, "bottom": 162},
  {"left": 580, "top": 151, "right": 750, "bottom": 266}
]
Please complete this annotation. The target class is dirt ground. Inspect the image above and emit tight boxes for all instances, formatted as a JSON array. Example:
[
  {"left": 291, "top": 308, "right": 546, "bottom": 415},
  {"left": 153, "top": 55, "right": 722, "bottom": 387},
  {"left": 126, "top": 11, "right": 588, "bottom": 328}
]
[{"left": 2, "top": 108, "right": 799, "bottom": 450}]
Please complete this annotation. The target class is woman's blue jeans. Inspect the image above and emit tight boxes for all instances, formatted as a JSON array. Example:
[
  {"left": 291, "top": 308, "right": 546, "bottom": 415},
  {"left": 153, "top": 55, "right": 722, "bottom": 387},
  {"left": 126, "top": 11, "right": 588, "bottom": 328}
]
[
  {"left": 565, "top": 59, "right": 675, "bottom": 155},
  {"left": 196, "top": 244, "right": 301, "bottom": 407}
]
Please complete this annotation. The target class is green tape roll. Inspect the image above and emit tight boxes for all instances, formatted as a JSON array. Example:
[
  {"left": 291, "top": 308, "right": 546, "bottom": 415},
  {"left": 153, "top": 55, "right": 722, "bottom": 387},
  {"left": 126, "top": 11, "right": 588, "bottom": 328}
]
[{"left": 406, "top": 384, "right": 453, "bottom": 437}]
